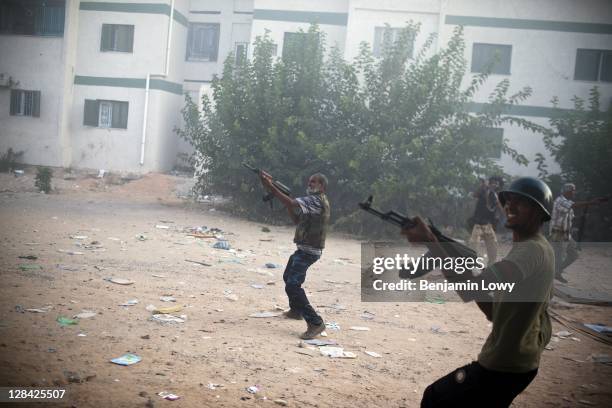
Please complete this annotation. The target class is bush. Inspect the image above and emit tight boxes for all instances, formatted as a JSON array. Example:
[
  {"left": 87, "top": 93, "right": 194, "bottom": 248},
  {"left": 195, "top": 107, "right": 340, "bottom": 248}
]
[
  {"left": 0, "top": 148, "right": 24, "bottom": 172},
  {"left": 35, "top": 167, "right": 53, "bottom": 193}
]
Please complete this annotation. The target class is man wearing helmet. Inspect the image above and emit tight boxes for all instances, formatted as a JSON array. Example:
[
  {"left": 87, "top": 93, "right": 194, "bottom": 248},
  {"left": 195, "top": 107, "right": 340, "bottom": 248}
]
[{"left": 402, "top": 177, "right": 554, "bottom": 408}]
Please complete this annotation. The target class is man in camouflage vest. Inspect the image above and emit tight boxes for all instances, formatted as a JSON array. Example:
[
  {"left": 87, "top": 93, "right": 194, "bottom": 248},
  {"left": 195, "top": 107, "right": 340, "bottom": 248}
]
[{"left": 260, "top": 172, "right": 330, "bottom": 340}]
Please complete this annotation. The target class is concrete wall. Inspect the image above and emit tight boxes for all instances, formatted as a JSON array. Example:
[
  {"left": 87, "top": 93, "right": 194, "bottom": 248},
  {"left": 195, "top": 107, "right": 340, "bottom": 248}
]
[
  {"left": 0, "top": 35, "right": 65, "bottom": 167},
  {"left": 345, "top": 0, "right": 441, "bottom": 61},
  {"left": 440, "top": 0, "right": 612, "bottom": 175},
  {"left": 251, "top": 0, "right": 348, "bottom": 57},
  {"left": 70, "top": 0, "right": 188, "bottom": 173}
]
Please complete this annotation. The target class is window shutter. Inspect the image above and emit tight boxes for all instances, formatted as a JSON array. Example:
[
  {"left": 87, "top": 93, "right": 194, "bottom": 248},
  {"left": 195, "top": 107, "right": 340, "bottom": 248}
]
[
  {"left": 83, "top": 99, "right": 99, "bottom": 126},
  {"left": 101, "top": 24, "right": 111, "bottom": 51},
  {"left": 210, "top": 24, "right": 219, "bottom": 61},
  {"left": 10, "top": 90, "right": 19, "bottom": 115},
  {"left": 32, "top": 91, "right": 41, "bottom": 117},
  {"left": 112, "top": 101, "right": 129, "bottom": 129},
  {"left": 126, "top": 25, "right": 134, "bottom": 52},
  {"left": 186, "top": 24, "right": 193, "bottom": 59},
  {"left": 601, "top": 51, "right": 612, "bottom": 82},
  {"left": 574, "top": 49, "right": 600, "bottom": 81}
]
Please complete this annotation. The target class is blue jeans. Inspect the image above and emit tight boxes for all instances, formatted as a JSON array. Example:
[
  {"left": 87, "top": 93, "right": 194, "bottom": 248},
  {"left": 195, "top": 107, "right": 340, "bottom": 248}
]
[{"left": 283, "top": 249, "right": 323, "bottom": 325}]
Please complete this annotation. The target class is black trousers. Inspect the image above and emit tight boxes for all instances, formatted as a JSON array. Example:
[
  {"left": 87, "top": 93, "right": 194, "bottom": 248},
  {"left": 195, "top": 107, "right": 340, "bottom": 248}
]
[
  {"left": 283, "top": 249, "right": 323, "bottom": 325},
  {"left": 421, "top": 361, "right": 538, "bottom": 408}
]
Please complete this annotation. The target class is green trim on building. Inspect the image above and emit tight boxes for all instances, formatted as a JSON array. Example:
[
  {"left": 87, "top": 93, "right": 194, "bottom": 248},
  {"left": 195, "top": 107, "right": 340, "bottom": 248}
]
[
  {"left": 253, "top": 9, "right": 348, "bottom": 26},
  {"left": 74, "top": 75, "right": 183, "bottom": 95},
  {"left": 465, "top": 102, "right": 576, "bottom": 118},
  {"left": 80, "top": 2, "right": 188, "bottom": 27},
  {"left": 445, "top": 15, "right": 612, "bottom": 35}
]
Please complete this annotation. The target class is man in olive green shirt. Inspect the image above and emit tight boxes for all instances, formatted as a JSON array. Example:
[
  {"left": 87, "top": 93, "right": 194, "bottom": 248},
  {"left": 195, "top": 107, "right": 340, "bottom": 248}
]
[{"left": 402, "top": 177, "right": 554, "bottom": 407}]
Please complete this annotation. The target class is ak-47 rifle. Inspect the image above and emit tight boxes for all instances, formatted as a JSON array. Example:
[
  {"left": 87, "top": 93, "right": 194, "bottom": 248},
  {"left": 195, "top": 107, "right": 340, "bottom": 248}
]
[
  {"left": 242, "top": 162, "right": 292, "bottom": 208},
  {"left": 576, "top": 196, "right": 610, "bottom": 250},
  {"left": 358, "top": 195, "right": 478, "bottom": 278}
]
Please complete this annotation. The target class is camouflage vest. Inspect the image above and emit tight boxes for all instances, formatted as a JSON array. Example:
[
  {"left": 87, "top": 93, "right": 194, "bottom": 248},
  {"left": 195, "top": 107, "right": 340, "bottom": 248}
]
[{"left": 293, "top": 193, "right": 330, "bottom": 249}]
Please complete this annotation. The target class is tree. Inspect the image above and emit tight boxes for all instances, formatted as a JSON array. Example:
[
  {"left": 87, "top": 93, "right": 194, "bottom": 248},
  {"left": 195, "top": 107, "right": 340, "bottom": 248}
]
[
  {"left": 541, "top": 87, "right": 612, "bottom": 240},
  {"left": 176, "top": 24, "right": 546, "bottom": 236}
]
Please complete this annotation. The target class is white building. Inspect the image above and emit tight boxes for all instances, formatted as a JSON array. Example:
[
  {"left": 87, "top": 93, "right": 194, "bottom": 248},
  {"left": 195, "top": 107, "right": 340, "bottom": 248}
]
[{"left": 1, "top": 0, "right": 611, "bottom": 175}]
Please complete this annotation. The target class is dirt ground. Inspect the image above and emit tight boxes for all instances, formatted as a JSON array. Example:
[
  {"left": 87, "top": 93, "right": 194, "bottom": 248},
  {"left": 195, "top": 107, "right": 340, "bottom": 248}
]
[{"left": 0, "top": 170, "right": 610, "bottom": 408}]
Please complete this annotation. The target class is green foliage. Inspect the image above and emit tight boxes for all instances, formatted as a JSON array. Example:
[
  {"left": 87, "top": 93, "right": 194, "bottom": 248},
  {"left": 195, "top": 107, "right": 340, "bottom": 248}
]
[
  {"left": 541, "top": 87, "right": 612, "bottom": 239},
  {"left": 35, "top": 167, "right": 53, "bottom": 193},
  {"left": 176, "top": 24, "right": 545, "bottom": 234},
  {"left": 0, "top": 148, "right": 24, "bottom": 172}
]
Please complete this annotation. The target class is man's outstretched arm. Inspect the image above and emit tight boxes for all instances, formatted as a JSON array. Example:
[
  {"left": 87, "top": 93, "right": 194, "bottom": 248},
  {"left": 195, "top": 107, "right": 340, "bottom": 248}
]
[{"left": 260, "top": 172, "right": 300, "bottom": 224}]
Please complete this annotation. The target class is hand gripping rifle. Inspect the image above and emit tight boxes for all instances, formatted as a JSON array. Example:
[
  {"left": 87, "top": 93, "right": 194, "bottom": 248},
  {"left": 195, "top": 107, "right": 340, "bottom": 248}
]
[
  {"left": 242, "top": 162, "right": 292, "bottom": 208},
  {"left": 358, "top": 195, "right": 478, "bottom": 278}
]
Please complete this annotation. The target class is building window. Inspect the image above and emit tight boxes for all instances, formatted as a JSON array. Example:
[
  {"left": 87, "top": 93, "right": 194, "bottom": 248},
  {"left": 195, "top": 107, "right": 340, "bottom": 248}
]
[
  {"left": 234, "top": 42, "right": 248, "bottom": 64},
  {"left": 574, "top": 49, "right": 612, "bottom": 82},
  {"left": 373, "top": 27, "right": 413, "bottom": 58},
  {"left": 475, "top": 128, "right": 504, "bottom": 159},
  {"left": 0, "top": 0, "right": 65, "bottom": 37},
  {"left": 83, "top": 99, "right": 128, "bottom": 129},
  {"left": 186, "top": 23, "right": 220, "bottom": 61},
  {"left": 9, "top": 90, "right": 40, "bottom": 117},
  {"left": 471, "top": 43, "right": 512, "bottom": 75},
  {"left": 101, "top": 24, "right": 134, "bottom": 53}
]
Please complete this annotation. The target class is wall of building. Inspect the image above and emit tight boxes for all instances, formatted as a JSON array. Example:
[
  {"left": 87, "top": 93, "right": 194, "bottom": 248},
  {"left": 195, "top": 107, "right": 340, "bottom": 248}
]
[
  {"left": 250, "top": 0, "right": 348, "bottom": 57},
  {"left": 0, "top": 36, "right": 65, "bottom": 167},
  {"left": 69, "top": 0, "right": 188, "bottom": 173},
  {"left": 345, "top": 0, "right": 441, "bottom": 61},
  {"left": 440, "top": 0, "right": 612, "bottom": 175}
]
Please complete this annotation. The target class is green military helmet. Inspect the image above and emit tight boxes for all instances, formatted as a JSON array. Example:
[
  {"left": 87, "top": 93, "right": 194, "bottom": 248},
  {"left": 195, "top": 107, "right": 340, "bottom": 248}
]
[{"left": 498, "top": 177, "right": 553, "bottom": 221}]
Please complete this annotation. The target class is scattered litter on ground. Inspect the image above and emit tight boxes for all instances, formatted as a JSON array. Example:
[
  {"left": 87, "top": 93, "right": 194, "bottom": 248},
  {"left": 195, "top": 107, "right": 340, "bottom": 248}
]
[
  {"left": 319, "top": 346, "right": 356, "bottom": 359},
  {"left": 265, "top": 263, "right": 281, "bottom": 268},
  {"left": 110, "top": 353, "right": 142, "bottom": 366},
  {"left": 350, "top": 326, "right": 370, "bottom": 331},
  {"left": 185, "top": 259, "right": 212, "bottom": 266},
  {"left": 25, "top": 306, "right": 52, "bottom": 313},
  {"left": 360, "top": 311, "right": 375, "bottom": 320},
  {"left": 430, "top": 326, "right": 446, "bottom": 334},
  {"left": 57, "top": 249, "right": 84, "bottom": 255},
  {"left": 19, "top": 264, "right": 42, "bottom": 270},
  {"left": 152, "top": 274, "right": 166, "bottom": 278},
  {"left": 56, "top": 316, "right": 78, "bottom": 326},
  {"left": 18, "top": 255, "right": 38, "bottom": 260},
  {"left": 155, "top": 225, "right": 170, "bottom": 229},
  {"left": 152, "top": 305, "right": 183, "bottom": 314},
  {"left": 57, "top": 265, "right": 79, "bottom": 271},
  {"left": 158, "top": 391, "right": 180, "bottom": 401},
  {"left": 213, "top": 240, "right": 230, "bottom": 250},
  {"left": 302, "top": 339, "right": 338, "bottom": 347},
  {"left": 119, "top": 299, "right": 139, "bottom": 306},
  {"left": 261, "top": 227, "right": 271, "bottom": 232},
  {"left": 274, "top": 399, "right": 288, "bottom": 406},
  {"left": 151, "top": 314, "right": 185, "bottom": 324},
  {"left": 70, "top": 235, "right": 88, "bottom": 240},
  {"left": 246, "top": 385, "right": 260, "bottom": 394},
  {"left": 74, "top": 310, "right": 97, "bottom": 319},
  {"left": 365, "top": 351, "right": 382, "bottom": 358},
  {"left": 584, "top": 324, "right": 612, "bottom": 334},
  {"left": 325, "top": 322, "right": 341, "bottom": 331},
  {"left": 555, "top": 330, "right": 572, "bottom": 339},
  {"left": 104, "top": 277, "right": 135, "bottom": 285},
  {"left": 160, "top": 296, "right": 176, "bottom": 303},
  {"left": 589, "top": 354, "right": 612, "bottom": 365},
  {"left": 249, "top": 312, "right": 280, "bottom": 318},
  {"left": 250, "top": 284, "right": 265, "bottom": 289},
  {"left": 136, "top": 234, "right": 147, "bottom": 241}
]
